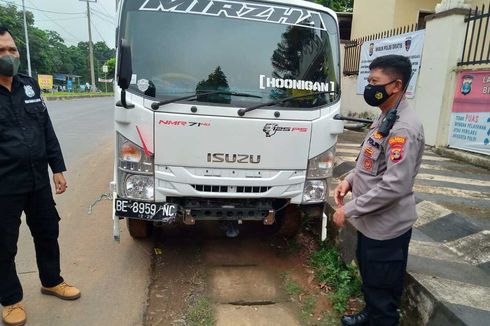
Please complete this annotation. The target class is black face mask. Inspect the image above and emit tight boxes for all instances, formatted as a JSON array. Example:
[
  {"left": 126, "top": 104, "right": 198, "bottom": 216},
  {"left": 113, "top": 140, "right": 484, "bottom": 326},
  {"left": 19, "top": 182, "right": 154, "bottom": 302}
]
[{"left": 363, "top": 80, "right": 397, "bottom": 107}]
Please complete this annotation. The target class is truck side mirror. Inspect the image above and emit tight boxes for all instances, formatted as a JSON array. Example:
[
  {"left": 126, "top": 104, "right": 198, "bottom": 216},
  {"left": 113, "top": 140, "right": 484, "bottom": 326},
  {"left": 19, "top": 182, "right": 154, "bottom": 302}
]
[{"left": 116, "top": 38, "right": 134, "bottom": 108}]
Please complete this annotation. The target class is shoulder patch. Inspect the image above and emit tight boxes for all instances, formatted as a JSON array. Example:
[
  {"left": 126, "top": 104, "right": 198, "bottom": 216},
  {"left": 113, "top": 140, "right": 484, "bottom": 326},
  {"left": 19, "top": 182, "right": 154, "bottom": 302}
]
[{"left": 389, "top": 136, "right": 406, "bottom": 162}]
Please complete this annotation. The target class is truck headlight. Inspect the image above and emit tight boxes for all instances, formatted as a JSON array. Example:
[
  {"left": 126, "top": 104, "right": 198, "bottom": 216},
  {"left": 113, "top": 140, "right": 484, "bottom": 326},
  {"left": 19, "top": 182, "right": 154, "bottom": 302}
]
[
  {"left": 125, "top": 174, "right": 154, "bottom": 200},
  {"left": 307, "top": 147, "right": 335, "bottom": 179},
  {"left": 303, "top": 180, "right": 327, "bottom": 203},
  {"left": 117, "top": 133, "right": 154, "bottom": 200}
]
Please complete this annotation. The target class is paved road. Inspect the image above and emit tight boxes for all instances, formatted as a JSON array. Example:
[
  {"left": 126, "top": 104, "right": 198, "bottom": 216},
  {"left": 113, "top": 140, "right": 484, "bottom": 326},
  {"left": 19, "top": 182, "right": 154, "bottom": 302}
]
[{"left": 14, "top": 98, "right": 153, "bottom": 326}]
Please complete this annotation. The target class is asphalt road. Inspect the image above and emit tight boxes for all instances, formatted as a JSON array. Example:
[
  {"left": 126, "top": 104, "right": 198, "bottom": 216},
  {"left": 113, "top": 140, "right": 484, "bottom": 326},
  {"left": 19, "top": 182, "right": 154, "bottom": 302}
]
[{"left": 14, "top": 98, "right": 153, "bottom": 326}]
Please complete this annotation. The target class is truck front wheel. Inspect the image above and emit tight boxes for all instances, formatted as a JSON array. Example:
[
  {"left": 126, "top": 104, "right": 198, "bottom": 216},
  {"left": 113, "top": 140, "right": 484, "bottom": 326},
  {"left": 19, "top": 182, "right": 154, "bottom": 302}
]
[{"left": 126, "top": 218, "right": 151, "bottom": 239}]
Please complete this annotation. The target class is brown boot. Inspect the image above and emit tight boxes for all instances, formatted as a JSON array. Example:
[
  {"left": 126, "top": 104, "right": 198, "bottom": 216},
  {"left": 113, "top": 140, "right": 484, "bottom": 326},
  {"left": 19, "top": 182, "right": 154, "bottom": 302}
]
[
  {"left": 2, "top": 302, "right": 26, "bottom": 326},
  {"left": 41, "top": 282, "right": 81, "bottom": 300}
]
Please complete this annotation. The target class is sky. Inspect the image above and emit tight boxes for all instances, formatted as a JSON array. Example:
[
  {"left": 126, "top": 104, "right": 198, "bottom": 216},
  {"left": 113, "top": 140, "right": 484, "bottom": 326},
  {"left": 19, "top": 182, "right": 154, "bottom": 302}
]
[{"left": 4, "top": 0, "right": 117, "bottom": 48}]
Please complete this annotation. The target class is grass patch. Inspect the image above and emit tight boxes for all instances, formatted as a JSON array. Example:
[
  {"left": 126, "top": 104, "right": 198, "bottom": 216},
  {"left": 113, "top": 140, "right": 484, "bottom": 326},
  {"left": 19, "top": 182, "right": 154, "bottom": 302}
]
[
  {"left": 310, "top": 244, "right": 361, "bottom": 313},
  {"left": 300, "top": 295, "right": 317, "bottom": 323},
  {"left": 282, "top": 273, "right": 302, "bottom": 296},
  {"left": 187, "top": 297, "right": 214, "bottom": 326}
]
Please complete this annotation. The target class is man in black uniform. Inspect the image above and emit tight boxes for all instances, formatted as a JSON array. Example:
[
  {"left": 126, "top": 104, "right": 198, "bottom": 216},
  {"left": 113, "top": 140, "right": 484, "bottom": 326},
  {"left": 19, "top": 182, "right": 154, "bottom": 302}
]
[{"left": 0, "top": 27, "right": 80, "bottom": 326}]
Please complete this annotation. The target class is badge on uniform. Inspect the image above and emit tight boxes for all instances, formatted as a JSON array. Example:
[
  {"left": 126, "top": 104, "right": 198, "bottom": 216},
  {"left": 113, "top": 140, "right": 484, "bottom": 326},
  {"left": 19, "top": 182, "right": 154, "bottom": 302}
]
[
  {"left": 363, "top": 157, "right": 373, "bottom": 171},
  {"left": 373, "top": 130, "right": 384, "bottom": 140},
  {"left": 24, "top": 85, "right": 35, "bottom": 98},
  {"left": 364, "top": 146, "right": 374, "bottom": 157},
  {"left": 389, "top": 136, "right": 406, "bottom": 162}
]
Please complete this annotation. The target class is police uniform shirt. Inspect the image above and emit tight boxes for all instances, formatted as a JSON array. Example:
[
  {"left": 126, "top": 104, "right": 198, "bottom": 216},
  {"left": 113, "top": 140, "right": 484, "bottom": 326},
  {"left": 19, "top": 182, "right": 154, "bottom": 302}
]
[
  {"left": 343, "top": 99, "right": 425, "bottom": 241},
  {"left": 0, "top": 73, "right": 66, "bottom": 195}
]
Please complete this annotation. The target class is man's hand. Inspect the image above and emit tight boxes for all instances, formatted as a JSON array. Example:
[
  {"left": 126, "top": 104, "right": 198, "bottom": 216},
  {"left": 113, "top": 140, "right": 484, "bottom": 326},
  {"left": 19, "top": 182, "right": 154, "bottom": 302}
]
[
  {"left": 53, "top": 172, "right": 67, "bottom": 194},
  {"left": 333, "top": 206, "right": 346, "bottom": 228},
  {"left": 334, "top": 180, "right": 351, "bottom": 207}
]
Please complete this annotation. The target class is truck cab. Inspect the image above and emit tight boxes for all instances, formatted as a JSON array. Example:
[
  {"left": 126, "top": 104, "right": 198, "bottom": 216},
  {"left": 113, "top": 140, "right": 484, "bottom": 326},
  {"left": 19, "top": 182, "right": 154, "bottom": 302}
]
[{"left": 112, "top": 0, "right": 344, "bottom": 239}]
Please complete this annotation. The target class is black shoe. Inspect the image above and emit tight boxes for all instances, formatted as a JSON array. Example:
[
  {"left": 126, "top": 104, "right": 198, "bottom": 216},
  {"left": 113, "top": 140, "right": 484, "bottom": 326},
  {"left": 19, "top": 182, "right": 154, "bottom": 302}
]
[{"left": 341, "top": 309, "right": 369, "bottom": 325}]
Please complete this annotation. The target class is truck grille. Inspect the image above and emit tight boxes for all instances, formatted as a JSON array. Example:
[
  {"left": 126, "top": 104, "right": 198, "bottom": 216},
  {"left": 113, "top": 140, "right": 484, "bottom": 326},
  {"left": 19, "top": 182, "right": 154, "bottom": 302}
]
[{"left": 192, "top": 185, "right": 271, "bottom": 193}]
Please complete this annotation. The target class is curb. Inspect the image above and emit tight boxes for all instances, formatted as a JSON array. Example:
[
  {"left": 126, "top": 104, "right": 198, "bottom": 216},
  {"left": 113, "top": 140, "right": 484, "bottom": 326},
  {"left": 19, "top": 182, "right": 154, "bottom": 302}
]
[
  {"left": 44, "top": 95, "right": 113, "bottom": 101},
  {"left": 431, "top": 146, "right": 490, "bottom": 170}
]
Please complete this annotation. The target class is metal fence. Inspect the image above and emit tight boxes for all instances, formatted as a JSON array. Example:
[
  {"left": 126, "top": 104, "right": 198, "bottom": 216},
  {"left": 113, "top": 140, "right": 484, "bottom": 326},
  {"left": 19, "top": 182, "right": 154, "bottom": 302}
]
[
  {"left": 459, "top": 4, "right": 490, "bottom": 66},
  {"left": 343, "top": 24, "right": 419, "bottom": 75}
]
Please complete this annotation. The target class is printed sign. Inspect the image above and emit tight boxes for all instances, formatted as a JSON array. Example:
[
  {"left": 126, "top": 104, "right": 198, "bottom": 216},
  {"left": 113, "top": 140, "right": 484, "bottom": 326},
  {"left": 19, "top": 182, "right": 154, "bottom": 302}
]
[
  {"left": 138, "top": 0, "right": 328, "bottom": 31},
  {"left": 357, "top": 30, "right": 425, "bottom": 98},
  {"left": 448, "top": 70, "right": 490, "bottom": 155},
  {"left": 37, "top": 74, "right": 53, "bottom": 90}
]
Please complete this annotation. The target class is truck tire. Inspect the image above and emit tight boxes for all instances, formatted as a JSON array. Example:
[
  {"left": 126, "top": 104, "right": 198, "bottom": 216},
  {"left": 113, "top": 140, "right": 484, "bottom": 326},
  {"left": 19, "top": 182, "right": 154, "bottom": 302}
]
[{"left": 126, "top": 218, "right": 151, "bottom": 239}]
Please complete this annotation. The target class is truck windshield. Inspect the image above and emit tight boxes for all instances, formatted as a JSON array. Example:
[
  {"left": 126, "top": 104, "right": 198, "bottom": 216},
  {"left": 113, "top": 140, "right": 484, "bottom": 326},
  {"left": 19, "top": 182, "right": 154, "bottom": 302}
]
[{"left": 119, "top": 0, "right": 340, "bottom": 109}]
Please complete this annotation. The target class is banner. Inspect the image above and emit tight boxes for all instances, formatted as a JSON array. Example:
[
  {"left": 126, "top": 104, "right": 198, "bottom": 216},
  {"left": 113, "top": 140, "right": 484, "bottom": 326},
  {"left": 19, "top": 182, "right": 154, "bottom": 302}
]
[
  {"left": 98, "top": 78, "right": 113, "bottom": 83},
  {"left": 448, "top": 70, "right": 490, "bottom": 155},
  {"left": 357, "top": 30, "right": 425, "bottom": 98},
  {"left": 38, "top": 74, "right": 53, "bottom": 90}
]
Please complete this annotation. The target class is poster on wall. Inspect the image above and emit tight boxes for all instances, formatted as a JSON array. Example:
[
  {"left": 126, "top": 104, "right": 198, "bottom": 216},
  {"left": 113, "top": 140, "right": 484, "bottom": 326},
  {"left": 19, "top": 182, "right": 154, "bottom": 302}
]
[
  {"left": 357, "top": 30, "right": 425, "bottom": 98},
  {"left": 448, "top": 70, "right": 490, "bottom": 155}
]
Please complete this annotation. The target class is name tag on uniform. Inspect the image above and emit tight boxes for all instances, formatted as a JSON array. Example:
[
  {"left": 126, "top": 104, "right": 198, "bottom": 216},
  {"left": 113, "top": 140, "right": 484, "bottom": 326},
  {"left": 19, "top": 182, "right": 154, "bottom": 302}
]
[{"left": 25, "top": 98, "right": 42, "bottom": 104}]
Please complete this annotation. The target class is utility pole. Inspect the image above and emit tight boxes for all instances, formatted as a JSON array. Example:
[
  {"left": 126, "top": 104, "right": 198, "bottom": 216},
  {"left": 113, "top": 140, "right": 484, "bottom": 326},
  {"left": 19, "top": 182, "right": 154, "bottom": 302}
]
[
  {"left": 81, "top": 0, "right": 97, "bottom": 92},
  {"left": 22, "top": 0, "right": 32, "bottom": 76}
]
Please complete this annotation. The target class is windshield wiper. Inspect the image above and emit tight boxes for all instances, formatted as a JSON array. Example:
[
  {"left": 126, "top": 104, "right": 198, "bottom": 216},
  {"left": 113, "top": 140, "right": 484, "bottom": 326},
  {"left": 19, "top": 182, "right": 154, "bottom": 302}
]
[
  {"left": 150, "top": 91, "right": 262, "bottom": 110},
  {"left": 237, "top": 91, "right": 338, "bottom": 116}
]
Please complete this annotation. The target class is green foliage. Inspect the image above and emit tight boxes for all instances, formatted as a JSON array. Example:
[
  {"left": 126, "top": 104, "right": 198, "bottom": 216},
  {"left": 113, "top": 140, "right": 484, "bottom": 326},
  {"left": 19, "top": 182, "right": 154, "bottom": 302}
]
[
  {"left": 187, "top": 297, "right": 214, "bottom": 326},
  {"left": 310, "top": 244, "right": 361, "bottom": 313},
  {"left": 0, "top": 3, "right": 114, "bottom": 89},
  {"left": 315, "top": 0, "right": 354, "bottom": 12},
  {"left": 104, "top": 57, "right": 116, "bottom": 77}
]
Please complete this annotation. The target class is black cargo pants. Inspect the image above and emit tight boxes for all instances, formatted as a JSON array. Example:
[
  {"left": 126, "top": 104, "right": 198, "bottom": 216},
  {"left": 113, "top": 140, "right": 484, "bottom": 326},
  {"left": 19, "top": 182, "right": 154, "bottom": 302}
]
[
  {"left": 356, "top": 229, "right": 412, "bottom": 326},
  {"left": 0, "top": 186, "right": 63, "bottom": 306}
]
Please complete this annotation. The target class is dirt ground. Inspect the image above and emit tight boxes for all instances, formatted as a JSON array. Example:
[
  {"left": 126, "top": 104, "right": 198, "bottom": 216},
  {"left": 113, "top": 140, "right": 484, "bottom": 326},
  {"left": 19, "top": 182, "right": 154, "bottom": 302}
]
[{"left": 143, "top": 222, "right": 345, "bottom": 326}]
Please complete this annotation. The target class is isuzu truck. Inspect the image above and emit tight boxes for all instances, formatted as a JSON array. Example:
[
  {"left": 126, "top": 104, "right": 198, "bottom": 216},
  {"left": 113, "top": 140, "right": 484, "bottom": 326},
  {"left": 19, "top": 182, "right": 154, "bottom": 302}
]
[{"left": 111, "top": 0, "right": 344, "bottom": 240}]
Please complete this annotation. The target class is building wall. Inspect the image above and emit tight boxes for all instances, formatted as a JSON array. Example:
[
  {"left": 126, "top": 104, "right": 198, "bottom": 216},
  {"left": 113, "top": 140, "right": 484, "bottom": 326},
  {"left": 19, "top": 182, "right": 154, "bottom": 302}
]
[
  {"left": 351, "top": 0, "right": 439, "bottom": 39},
  {"left": 395, "top": 0, "right": 439, "bottom": 26},
  {"left": 351, "top": 0, "right": 397, "bottom": 39}
]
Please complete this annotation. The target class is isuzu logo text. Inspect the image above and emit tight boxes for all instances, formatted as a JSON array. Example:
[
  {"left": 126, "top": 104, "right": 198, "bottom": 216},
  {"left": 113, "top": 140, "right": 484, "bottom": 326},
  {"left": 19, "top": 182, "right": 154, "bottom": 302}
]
[
  {"left": 207, "top": 153, "right": 261, "bottom": 164},
  {"left": 139, "top": 0, "right": 327, "bottom": 31}
]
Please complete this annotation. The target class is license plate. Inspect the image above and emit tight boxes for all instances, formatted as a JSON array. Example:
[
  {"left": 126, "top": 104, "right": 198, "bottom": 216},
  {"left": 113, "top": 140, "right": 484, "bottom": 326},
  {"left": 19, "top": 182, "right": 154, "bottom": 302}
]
[{"left": 115, "top": 199, "right": 178, "bottom": 221}]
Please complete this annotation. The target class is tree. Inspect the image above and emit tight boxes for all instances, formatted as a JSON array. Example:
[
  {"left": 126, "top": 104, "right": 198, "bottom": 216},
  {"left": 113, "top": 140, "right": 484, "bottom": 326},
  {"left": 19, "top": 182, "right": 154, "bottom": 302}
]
[
  {"left": 0, "top": 3, "right": 115, "bottom": 89},
  {"left": 315, "top": 0, "right": 353, "bottom": 12},
  {"left": 104, "top": 57, "right": 116, "bottom": 78},
  {"left": 196, "top": 66, "right": 230, "bottom": 103}
]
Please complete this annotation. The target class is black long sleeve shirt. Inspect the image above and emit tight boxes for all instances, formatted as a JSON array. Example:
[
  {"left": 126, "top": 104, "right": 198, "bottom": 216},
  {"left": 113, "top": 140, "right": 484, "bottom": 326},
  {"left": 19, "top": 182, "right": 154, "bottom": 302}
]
[{"left": 0, "top": 73, "right": 66, "bottom": 195}]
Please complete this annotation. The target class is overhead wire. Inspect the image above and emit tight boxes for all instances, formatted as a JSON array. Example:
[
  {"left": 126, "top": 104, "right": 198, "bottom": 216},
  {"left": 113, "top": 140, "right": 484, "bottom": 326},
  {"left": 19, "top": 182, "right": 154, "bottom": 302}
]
[
  {"left": 25, "top": 0, "right": 83, "bottom": 42},
  {"left": 0, "top": 0, "right": 84, "bottom": 14}
]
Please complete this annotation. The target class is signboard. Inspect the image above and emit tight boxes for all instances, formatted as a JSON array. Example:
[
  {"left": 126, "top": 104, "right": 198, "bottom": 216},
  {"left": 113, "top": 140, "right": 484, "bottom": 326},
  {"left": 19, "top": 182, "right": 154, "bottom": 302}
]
[
  {"left": 102, "top": 65, "right": 108, "bottom": 73},
  {"left": 67, "top": 79, "right": 73, "bottom": 91},
  {"left": 38, "top": 74, "right": 53, "bottom": 90},
  {"left": 357, "top": 30, "right": 425, "bottom": 98},
  {"left": 448, "top": 70, "right": 490, "bottom": 155},
  {"left": 98, "top": 78, "right": 113, "bottom": 83}
]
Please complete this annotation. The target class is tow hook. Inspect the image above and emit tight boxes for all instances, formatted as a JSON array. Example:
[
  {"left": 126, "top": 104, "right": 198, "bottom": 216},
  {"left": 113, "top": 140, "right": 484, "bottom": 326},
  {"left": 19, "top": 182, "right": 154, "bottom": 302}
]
[
  {"left": 183, "top": 209, "right": 196, "bottom": 225},
  {"left": 263, "top": 209, "right": 276, "bottom": 225}
]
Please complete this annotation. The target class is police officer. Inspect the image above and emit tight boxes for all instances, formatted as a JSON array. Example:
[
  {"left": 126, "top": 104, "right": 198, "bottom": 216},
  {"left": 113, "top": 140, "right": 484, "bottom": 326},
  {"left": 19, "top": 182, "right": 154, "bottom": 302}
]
[
  {"left": 333, "top": 55, "right": 424, "bottom": 326},
  {"left": 0, "top": 27, "right": 80, "bottom": 326}
]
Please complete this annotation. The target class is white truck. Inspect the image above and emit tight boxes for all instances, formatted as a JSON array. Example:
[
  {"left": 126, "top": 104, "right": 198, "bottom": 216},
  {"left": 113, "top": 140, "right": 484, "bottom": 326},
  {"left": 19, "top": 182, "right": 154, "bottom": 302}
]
[{"left": 111, "top": 0, "right": 344, "bottom": 240}]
